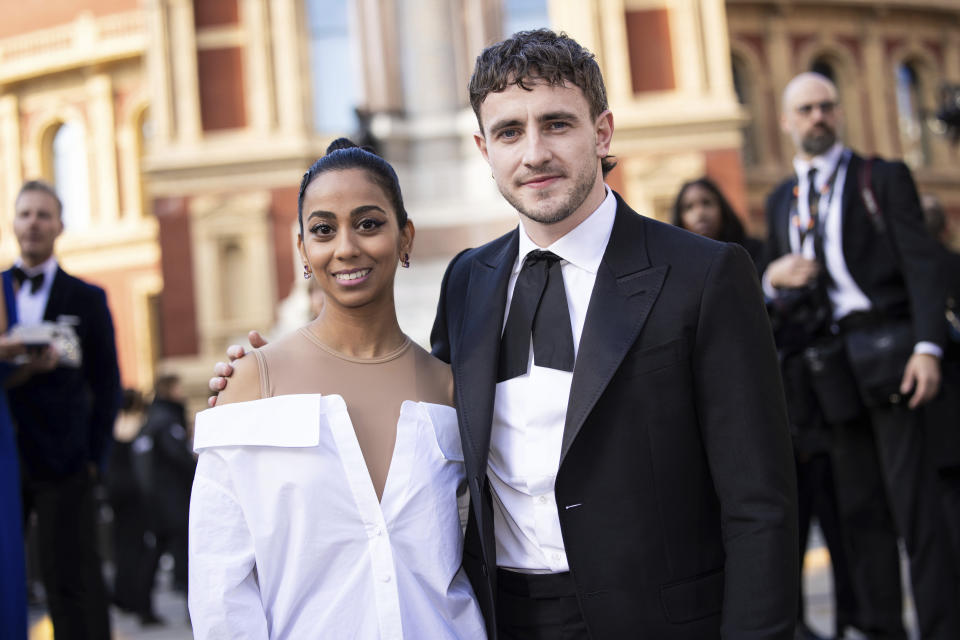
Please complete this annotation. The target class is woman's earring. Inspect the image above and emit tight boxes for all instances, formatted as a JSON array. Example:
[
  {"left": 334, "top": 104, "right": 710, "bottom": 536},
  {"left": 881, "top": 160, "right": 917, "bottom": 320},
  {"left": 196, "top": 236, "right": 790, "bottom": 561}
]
[
  {"left": 303, "top": 265, "right": 312, "bottom": 279},
  {"left": 400, "top": 253, "right": 410, "bottom": 268}
]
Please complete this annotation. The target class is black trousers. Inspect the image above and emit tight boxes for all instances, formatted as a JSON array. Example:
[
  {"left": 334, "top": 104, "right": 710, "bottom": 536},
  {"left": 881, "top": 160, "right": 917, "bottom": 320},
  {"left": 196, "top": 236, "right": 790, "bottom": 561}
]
[
  {"left": 832, "top": 406, "right": 960, "bottom": 640},
  {"left": 21, "top": 469, "right": 111, "bottom": 640},
  {"left": 796, "top": 450, "right": 858, "bottom": 633},
  {"left": 496, "top": 569, "right": 590, "bottom": 640}
]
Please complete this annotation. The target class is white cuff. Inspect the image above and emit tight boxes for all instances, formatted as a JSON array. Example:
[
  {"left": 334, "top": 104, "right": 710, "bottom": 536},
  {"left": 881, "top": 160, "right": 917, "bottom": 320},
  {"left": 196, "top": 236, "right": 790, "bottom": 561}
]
[{"left": 913, "top": 341, "right": 943, "bottom": 359}]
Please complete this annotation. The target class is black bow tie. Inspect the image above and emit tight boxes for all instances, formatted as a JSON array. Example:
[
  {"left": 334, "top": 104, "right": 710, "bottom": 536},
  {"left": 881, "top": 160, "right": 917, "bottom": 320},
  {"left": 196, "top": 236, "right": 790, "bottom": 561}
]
[
  {"left": 497, "top": 250, "right": 576, "bottom": 382},
  {"left": 12, "top": 267, "right": 44, "bottom": 294}
]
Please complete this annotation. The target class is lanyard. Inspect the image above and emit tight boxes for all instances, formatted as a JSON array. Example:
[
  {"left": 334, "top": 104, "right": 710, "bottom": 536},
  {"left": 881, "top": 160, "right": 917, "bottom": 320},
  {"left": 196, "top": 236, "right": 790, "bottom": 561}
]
[{"left": 790, "top": 149, "right": 851, "bottom": 252}]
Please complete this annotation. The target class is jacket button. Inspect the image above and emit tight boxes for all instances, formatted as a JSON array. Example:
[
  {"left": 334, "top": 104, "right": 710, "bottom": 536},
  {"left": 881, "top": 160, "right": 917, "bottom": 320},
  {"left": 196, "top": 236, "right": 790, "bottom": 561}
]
[{"left": 481, "top": 562, "right": 488, "bottom": 576}]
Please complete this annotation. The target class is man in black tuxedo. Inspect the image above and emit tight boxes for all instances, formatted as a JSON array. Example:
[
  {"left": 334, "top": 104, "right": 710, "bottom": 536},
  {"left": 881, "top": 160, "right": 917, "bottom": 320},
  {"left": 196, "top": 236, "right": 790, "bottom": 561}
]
[
  {"left": 8, "top": 180, "right": 120, "bottom": 640},
  {"left": 763, "top": 73, "right": 959, "bottom": 639},
  {"left": 430, "top": 30, "right": 797, "bottom": 639},
  {"left": 212, "top": 30, "right": 798, "bottom": 639}
]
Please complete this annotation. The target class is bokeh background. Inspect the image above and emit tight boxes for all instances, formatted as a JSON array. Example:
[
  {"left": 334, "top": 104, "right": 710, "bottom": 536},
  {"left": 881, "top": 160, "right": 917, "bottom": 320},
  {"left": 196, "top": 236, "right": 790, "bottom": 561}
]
[{"left": 0, "top": 0, "right": 957, "bottom": 412}]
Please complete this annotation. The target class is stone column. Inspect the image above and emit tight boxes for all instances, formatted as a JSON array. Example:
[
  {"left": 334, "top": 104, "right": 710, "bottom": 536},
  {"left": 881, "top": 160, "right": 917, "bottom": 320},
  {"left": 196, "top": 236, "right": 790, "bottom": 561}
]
[
  {"left": 271, "top": 0, "right": 307, "bottom": 135},
  {"left": 242, "top": 0, "right": 275, "bottom": 133},
  {"left": 863, "top": 19, "right": 894, "bottom": 157},
  {"left": 144, "top": 0, "right": 173, "bottom": 145},
  {"left": 169, "top": 0, "right": 202, "bottom": 143},
  {"left": 0, "top": 95, "right": 22, "bottom": 227},
  {"left": 87, "top": 73, "right": 120, "bottom": 223}
]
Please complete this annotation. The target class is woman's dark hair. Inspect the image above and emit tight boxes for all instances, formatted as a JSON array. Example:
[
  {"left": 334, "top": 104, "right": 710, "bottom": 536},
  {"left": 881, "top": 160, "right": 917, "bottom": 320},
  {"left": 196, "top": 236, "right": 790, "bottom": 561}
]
[
  {"left": 671, "top": 177, "right": 747, "bottom": 244},
  {"left": 297, "top": 138, "right": 408, "bottom": 237}
]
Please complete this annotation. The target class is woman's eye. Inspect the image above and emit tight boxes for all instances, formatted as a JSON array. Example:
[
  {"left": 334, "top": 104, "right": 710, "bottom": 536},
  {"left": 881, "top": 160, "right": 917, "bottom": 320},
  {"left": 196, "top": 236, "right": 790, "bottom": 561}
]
[
  {"left": 358, "top": 219, "right": 384, "bottom": 231},
  {"left": 311, "top": 223, "right": 333, "bottom": 235}
]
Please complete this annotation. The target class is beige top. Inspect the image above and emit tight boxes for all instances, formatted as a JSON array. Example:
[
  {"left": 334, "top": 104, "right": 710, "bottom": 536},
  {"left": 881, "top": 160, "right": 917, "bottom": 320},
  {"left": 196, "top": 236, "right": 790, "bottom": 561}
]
[{"left": 247, "top": 328, "right": 454, "bottom": 500}]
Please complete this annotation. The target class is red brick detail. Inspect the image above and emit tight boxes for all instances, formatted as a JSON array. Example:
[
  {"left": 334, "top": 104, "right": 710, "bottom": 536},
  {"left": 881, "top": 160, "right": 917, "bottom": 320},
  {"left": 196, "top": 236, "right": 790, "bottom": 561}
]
[
  {"left": 704, "top": 149, "right": 749, "bottom": 228},
  {"left": 154, "top": 196, "right": 198, "bottom": 357},
  {"left": 885, "top": 38, "right": 905, "bottom": 58},
  {"left": 837, "top": 36, "right": 862, "bottom": 66},
  {"left": 733, "top": 34, "right": 768, "bottom": 71},
  {"left": 625, "top": 9, "right": 675, "bottom": 93},
  {"left": 194, "top": 0, "right": 239, "bottom": 29},
  {"left": 270, "top": 186, "right": 301, "bottom": 302},
  {"left": 197, "top": 48, "right": 246, "bottom": 131},
  {"left": 791, "top": 35, "right": 815, "bottom": 66},
  {"left": 0, "top": 0, "right": 137, "bottom": 39}
]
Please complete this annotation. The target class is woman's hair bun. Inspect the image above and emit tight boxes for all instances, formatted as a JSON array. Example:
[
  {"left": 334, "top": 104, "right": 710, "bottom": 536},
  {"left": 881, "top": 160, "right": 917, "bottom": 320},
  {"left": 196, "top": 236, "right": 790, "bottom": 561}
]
[{"left": 325, "top": 137, "right": 359, "bottom": 154}]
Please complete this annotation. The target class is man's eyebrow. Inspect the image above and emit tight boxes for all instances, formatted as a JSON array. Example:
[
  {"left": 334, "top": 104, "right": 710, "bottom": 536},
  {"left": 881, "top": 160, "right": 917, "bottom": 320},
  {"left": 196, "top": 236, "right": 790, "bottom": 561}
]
[
  {"left": 488, "top": 118, "right": 524, "bottom": 135},
  {"left": 538, "top": 110, "right": 578, "bottom": 123}
]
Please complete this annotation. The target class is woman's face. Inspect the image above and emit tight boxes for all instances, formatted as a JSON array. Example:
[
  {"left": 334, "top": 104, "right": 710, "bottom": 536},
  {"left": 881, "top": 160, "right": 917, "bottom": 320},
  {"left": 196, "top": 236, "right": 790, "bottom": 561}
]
[
  {"left": 297, "top": 168, "right": 412, "bottom": 312},
  {"left": 679, "top": 184, "right": 722, "bottom": 240}
]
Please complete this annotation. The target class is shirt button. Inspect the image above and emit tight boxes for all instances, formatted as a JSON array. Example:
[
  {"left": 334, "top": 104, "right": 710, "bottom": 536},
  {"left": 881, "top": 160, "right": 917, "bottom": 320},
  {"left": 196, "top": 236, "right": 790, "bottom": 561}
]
[
  {"left": 538, "top": 495, "right": 547, "bottom": 504},
  {"left": 381, "top": 575, "right": 392, "bottom": 583},
  {"left": 373, "top": 527, "right": 382, "bottom": 536}
]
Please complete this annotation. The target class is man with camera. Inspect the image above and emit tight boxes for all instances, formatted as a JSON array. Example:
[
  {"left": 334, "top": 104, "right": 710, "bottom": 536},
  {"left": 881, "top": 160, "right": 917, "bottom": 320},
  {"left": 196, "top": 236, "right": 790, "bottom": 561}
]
[{"left": 763, "top": 72, "right": 958, "bottom": 639}]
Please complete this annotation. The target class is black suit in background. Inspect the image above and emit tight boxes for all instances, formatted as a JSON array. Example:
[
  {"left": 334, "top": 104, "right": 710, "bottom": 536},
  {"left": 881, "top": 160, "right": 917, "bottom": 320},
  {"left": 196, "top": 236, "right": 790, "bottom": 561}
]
[
  {"left": 432, "top": 193, "right": 799, "bottom": 639},
  {"left": 134, "top": 396, "right": 196, "bottom": 611},
  {"left": 764, "top": 153, "right": 960, "bottom": 639},
  {"left": 8, "top": 266, "right": 120, "bottom": 640}
]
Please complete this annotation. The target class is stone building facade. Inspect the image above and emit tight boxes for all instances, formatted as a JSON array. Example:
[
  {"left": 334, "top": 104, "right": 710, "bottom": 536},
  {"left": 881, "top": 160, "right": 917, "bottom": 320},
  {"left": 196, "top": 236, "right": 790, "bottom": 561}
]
[{"left": 0, "top": 0, "right": 957, "bottom": 405}]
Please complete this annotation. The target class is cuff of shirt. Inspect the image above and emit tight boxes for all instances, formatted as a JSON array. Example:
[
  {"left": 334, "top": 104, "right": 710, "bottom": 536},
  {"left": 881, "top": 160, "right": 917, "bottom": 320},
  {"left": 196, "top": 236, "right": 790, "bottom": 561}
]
[{"left": 913, "top": 341, "right": 943, "bottom": 359}]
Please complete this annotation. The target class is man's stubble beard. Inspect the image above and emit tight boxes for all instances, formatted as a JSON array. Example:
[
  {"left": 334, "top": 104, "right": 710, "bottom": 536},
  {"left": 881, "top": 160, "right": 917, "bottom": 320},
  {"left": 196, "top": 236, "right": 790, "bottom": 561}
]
[
  {"left": 497, "top": 162, "right": 598, "bottom": 226},
  {"left": 801, "top": 123, "right": 837, "bottom": 157}
]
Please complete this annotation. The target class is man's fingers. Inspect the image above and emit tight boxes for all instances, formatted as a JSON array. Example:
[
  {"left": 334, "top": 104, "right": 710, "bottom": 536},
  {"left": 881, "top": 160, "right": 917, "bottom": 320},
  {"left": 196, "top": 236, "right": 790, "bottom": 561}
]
[
  {"left": 226, "top": 345, "right": 246, "bottom": 361},
  {"left": 213, "top": 361, "right": 234, "bottom": 378},
  {"left": 248, "top": 330, "right": 268, "bottom": 349},
  {"left": 208, "top": 375, "right": 226, "bottom": 393}
]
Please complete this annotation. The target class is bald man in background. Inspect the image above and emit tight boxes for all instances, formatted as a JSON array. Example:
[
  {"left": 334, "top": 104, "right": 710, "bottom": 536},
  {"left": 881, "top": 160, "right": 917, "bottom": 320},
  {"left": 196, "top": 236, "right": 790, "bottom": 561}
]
[{"left": 763, "top": 72, "right": 959, "bottom": 639}]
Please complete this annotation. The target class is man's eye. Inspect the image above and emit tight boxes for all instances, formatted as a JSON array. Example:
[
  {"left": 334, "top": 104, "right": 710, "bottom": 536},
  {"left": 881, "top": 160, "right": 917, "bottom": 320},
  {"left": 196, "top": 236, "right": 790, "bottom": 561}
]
[
  {"left": 499, "top": 129, "right": 519, "bottom": 140},
  {"left": 548, "top": 121, "right": 569, "bottom": 130}
]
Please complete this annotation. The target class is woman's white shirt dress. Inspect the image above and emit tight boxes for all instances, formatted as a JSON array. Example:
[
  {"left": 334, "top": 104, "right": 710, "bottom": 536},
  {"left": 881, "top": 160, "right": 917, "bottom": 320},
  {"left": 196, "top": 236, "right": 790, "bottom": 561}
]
[{"left": 188, "top": 393, "right": 486, "bottom": 639}]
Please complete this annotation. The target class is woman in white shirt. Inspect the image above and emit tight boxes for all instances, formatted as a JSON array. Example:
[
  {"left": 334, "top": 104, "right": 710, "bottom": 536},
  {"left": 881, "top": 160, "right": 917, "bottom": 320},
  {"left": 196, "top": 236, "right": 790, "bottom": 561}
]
[{"left": 188, "top": 139, "right": 486, "bottom": 640}]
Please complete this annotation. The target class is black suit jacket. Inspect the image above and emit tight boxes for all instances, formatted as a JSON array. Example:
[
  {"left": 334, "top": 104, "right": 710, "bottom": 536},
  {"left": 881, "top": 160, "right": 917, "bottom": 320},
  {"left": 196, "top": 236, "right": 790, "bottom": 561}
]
[
  {"left": 431, "top": 194, "right": 798, "bottom": 639},
  {"left": 8, "top": 266, "right": 121, "bottom": 480},
  {"left": 764, "top": 152, "right": 945, "bottom": 348}
]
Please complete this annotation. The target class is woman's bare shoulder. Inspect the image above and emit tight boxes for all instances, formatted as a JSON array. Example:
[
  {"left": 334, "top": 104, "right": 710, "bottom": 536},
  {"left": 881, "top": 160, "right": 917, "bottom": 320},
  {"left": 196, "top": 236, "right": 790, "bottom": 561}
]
[
  {"left": 216, "top": 353, "right": 262, "bottom": 406},
  {"left": 410, "top": 340, "right": 455, "bottom": 407}
]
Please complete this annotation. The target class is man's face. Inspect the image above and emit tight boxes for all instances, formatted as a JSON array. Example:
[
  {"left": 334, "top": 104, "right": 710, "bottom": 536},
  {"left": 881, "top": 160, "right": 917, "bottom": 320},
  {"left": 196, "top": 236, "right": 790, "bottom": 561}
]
[
  {"left": 14, "top": 190, "right": 63, "bottom": 266},
  {"left": 474, "top": 80, "right": 612, "bottom": 239},
  {"left": 781, "top": 76, "right": 842, "bottom": 158}
]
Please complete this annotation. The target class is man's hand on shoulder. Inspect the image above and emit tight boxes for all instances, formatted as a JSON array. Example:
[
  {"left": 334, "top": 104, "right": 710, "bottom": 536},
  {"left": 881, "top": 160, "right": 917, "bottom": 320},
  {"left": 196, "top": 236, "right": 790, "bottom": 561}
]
[
  {"left": 207, "top": 330, "right": 268, "bottom": 407},
  {"left": 900, "top": 352, "right": 941, "bottom": 409}
]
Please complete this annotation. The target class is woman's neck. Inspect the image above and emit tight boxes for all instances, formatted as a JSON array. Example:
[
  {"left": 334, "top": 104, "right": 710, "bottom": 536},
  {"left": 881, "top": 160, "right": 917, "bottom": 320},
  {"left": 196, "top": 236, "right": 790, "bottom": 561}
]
[{"left": 307, "top": 299, "right": 405, "bottom": 359}]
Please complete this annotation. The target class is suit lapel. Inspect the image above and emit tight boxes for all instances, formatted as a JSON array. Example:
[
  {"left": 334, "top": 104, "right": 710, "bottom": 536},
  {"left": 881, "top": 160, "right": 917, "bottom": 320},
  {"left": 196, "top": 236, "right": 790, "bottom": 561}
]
[
  {"left": 561, "top": 198, "right": 667, "bottom": 464},
  {"left": 454, "top": 231, "right": 518, "bottom": 470},
  {"left": 43, "top": 267, "right": 68, "bottom": 322},
  {"left": 840, "top": 152, "right": 863, "bottom": 247}
]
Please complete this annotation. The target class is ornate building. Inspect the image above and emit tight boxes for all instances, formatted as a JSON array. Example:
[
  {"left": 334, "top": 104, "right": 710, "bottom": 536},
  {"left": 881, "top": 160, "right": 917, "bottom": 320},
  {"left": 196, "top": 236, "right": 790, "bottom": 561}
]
[{"left": 0, "top": 0, "right": 956, "bottom": 407}]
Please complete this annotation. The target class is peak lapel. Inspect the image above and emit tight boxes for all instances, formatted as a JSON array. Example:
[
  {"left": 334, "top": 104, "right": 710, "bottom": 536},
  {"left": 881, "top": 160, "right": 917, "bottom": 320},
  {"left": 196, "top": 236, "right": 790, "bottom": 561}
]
[
  {"left": 42, "top": 268, "right": 68, "bottom": 322},
  {"left": 454, "top": 232, "right": 518, "bottom": 468},
  {"left": 561, "top": 200, "right": 667, "bottom": 464}
]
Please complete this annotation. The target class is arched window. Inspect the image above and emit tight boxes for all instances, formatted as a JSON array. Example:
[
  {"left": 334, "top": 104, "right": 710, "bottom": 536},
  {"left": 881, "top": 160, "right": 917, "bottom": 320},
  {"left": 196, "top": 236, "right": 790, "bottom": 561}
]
[
  {"left": 896, "top": 61, "right": 930, "bottom": 168},
  {"left": 51, "top": 121, "right": 91, "bottom": 231},
  {"left": 503, "top": 0, "right": 549, "bottom": 36},
  {"left": 731, "top": 55, "right": 758, "bottom": 167},
  {"left": 306, "top": 0, "right": 359, "bottom": 134},
  {"left": 810, "top": 59, "right": 836, "bottom": 84}
]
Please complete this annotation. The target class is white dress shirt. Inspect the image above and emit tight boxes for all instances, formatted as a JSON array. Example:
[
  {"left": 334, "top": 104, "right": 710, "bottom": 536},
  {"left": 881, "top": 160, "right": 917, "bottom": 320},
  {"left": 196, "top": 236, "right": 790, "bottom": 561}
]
[
  {"left": 188, "top": 394, "right": 485, "bottom": 640},
  {"left": 13, "top": 256, "right": 58, "bottom": 326},
  {"left": 764, "top": 143, "right": 940, "bottom": 358},
  {"left": 489, "top": 188, "right": 616, "bottom": 573}
]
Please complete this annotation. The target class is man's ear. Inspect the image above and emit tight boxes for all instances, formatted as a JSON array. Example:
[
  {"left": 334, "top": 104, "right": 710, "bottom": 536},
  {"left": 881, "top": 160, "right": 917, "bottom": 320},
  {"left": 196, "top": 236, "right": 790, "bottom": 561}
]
[
  {"left": 594, "top": 110, "right": 614, "bottom": 158},
  {"left": 474, "top": 131, "right": 490, "bottom": 164}
]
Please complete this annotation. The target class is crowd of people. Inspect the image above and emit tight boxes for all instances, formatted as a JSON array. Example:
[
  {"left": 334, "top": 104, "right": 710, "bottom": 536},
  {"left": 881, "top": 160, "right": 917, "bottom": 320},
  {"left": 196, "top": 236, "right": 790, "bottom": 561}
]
[{"left": 1, "top": 24, "right": 958, "bottom": 640}]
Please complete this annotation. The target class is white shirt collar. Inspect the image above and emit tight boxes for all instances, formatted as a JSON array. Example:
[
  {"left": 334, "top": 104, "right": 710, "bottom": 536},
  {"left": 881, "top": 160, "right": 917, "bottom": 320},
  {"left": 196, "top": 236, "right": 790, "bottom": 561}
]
[
  {"left": 14, "top": 255, "right": 58, "bottom": 282},
  {"left": 793, "top": 143, "right": 845, "bottom": 188},
  {"left": 515, "top": 187, "right": 616, "bottom": 275}
]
